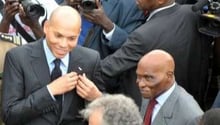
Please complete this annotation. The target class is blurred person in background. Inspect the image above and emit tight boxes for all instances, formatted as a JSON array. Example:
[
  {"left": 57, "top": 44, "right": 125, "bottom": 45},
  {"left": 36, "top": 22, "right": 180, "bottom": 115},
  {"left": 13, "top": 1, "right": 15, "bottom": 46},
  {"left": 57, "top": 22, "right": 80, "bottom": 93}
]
[{"left": 0, "top": 0, "right": 58, "bottom": 44}]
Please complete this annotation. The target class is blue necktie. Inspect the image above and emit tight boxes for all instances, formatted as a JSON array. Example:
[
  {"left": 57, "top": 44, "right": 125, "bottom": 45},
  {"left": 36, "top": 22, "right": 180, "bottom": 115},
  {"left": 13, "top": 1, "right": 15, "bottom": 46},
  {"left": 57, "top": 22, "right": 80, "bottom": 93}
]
[
  {"left": 51, "top": 59, "right": 61, "bottom": 81},
  {"left": 51, "top": 59, "right": 62, "bottom": 117}
]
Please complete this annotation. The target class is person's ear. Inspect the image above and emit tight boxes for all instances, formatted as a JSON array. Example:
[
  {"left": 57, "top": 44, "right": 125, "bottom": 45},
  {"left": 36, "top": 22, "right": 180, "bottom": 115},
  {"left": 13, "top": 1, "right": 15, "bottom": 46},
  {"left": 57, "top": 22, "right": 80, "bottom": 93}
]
[
  {"left": 43, "top": 20, "right": 49, "bottom": 34},
  {"left": 166, "top": 71, "right": 173, "bottom": 79}
]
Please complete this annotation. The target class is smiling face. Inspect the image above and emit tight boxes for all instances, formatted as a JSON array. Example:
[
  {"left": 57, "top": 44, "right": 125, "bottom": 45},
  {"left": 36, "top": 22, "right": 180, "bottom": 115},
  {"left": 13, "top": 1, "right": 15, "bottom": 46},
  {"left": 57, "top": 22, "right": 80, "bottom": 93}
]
[
  {"left": 43, "top": 6, "right": 81, "bottom": 59},
  {"left": 136, "top": 50, "right": 175, "bottom": 99}
]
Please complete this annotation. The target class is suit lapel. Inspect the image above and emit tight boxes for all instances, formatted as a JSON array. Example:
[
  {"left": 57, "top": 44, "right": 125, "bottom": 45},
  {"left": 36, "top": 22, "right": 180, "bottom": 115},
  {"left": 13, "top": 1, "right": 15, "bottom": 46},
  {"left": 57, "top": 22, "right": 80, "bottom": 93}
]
[
  {"left": 60, "top": 47, "right": 84, "bottom": 121},
  {"left": 30, "top": 39, "right": 51, "bottom": 87},
  {"left": 30, "top": 40, "right": 57, "bottom": 124},
  {"left": 141, "top": 97, "right": 149, "bottom": 118},
  {"left": 152, "top": 110, "right": 167, "bottom": 125},
  {"left": 152, "top": 85, "right": 179, "bottom": 125}
]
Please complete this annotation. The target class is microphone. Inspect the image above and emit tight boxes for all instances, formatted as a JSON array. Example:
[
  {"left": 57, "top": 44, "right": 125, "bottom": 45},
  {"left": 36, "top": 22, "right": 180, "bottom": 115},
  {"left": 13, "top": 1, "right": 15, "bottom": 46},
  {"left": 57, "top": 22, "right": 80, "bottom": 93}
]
[{"left": 192, "top": 0, "right": 209, "bottom": 12}]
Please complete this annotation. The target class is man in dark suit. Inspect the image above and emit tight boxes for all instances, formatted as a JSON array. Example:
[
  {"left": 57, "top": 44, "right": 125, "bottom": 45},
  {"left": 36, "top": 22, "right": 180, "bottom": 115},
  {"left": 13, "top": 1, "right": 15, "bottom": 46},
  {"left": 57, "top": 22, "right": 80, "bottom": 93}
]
[
  {"left": 101, "top": 0, "right": 212, "bottom": 108},
  {"left": 138, "top": 50, "right": 203, "bottom": 125},
  {"left": 1, "top": 6, "right": 104, "bottom": 125}
]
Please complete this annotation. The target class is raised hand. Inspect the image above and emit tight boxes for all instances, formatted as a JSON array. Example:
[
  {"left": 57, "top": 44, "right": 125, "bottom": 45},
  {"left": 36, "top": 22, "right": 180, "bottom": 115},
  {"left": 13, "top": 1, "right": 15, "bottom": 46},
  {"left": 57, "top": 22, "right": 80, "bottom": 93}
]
[
  {"left": 2, "top": 0, "right": 19, "bottom": 22},
  {"left": 80, "top": 0, "right": 114, "bottom": 33}
]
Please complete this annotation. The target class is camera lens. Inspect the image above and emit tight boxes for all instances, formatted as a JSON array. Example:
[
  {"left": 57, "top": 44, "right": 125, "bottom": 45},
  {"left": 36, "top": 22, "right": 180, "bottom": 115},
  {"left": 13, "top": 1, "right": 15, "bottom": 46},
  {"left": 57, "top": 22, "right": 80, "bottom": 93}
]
[
  {"left": 26, "top": 5, "right": 44, "bottom": 19},
  {"left": 21, "top": 0, "right": 45, "bottom": 19},
  {"left": 81, "top": 0, "right": 96, "bottom": 11}
]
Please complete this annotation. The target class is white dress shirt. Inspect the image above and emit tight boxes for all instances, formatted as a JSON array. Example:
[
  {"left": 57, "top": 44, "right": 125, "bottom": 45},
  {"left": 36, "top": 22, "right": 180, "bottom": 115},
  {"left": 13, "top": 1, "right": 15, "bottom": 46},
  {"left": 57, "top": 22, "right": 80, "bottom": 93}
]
[
  {"left": 151, "top": 83, "right": 176, "bottom": 123},
  {"left": 43, "top": 39, "right": 69, "bottom": 101}
]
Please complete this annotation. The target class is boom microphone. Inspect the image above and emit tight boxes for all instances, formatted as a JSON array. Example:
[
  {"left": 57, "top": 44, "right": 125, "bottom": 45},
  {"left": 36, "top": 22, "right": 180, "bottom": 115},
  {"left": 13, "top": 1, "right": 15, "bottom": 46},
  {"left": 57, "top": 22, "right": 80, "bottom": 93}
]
[{"left": 192, "top": 0, "right": 209, "bottom": 12}]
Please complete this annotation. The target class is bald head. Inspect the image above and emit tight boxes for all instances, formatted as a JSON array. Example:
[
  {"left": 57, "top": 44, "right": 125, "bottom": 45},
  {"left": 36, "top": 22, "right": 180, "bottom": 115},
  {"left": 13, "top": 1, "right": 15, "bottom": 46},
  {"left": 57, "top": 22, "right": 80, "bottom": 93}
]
[
  {"left": 49, "top": 5, "right": 80, "bottom": 19},
  {"left": 136, "top": 50, "right": 175, "bottom": 98},
  {"left": 138, "top": 50, "right": 175, "bottom": 74},
  {"left": 49, "top": 5, "right": 81, "bottom": 26},
  {"left": 43, "top": 6, "right": 82, "bottom": 59}
]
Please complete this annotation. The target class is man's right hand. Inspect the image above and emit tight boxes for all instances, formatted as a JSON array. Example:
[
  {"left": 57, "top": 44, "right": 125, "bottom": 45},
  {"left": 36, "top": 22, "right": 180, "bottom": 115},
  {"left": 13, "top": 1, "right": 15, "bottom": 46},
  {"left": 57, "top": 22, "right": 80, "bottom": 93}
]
[
  {"left": 2, "top": 0, "right": 20, "bottom": 23},
  {"left": 47, "top": 72, "right": 79, "bottom": 96}
]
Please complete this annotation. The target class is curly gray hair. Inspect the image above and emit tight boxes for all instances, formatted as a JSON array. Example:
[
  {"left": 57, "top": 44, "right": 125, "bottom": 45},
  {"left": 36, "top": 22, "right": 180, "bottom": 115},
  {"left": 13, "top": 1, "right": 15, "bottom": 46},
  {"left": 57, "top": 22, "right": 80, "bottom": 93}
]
[{"left": 80, "top": 94, "right": 143, "bottom": 125}]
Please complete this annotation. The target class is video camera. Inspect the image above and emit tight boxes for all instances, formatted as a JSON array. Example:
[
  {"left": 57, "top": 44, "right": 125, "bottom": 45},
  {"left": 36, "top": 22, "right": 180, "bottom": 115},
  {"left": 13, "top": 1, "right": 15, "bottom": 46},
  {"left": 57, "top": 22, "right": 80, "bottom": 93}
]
[
  {"left": 192, "top": 0, "right": 220, "bottom": 37},
  {"left": 20, "top": 0, "right": 45, "bottom": 19}
]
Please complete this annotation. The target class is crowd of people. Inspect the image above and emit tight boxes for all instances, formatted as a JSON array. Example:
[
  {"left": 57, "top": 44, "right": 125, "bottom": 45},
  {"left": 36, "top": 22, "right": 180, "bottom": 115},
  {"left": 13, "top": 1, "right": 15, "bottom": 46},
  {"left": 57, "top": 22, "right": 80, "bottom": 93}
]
[{"left": 0, "top": 0, "right": 220, "bottom": 125}]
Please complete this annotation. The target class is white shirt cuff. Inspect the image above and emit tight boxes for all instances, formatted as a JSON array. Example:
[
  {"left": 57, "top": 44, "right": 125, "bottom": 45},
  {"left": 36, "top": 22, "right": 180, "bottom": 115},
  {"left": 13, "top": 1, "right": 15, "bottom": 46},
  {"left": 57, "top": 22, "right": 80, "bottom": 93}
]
[
  {"left": 103, "top": 23, "right": 116, "bottom": 41},
  {"left": 47, "top": 85, "right": 56, "bottom": 101}
]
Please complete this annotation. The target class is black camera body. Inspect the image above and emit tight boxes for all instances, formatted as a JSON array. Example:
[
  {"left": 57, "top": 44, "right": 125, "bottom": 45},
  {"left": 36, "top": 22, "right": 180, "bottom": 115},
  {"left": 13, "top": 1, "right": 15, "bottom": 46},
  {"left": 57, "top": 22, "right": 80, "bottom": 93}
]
[
  {"left": 20, "top": 0, "right": 45, "bottom": 19},
  {"left": 81, "top": 0, "right": 97, "bottom": 11},
  {"left": 194, "top": 0, "right": 220, "bottom": 37}
]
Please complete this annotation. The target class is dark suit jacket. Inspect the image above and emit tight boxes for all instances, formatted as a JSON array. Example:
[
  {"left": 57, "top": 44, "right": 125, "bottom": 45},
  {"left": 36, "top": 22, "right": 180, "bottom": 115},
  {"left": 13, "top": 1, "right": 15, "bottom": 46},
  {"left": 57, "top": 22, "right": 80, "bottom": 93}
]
[
  {"left": 2, "top": 39, "right": 104, "bottom": 125},
  {"left": 141, "top": 84, "right": 203, "bottom": 125},
  {"left": 83, "top": 0, "right": 145, "bottom": 59},
  {"left": 175, "top": 0, "right": 197, "bottom": 4},
  {"left": 101, "top": 4, "right": 212, "bottom": 107}
]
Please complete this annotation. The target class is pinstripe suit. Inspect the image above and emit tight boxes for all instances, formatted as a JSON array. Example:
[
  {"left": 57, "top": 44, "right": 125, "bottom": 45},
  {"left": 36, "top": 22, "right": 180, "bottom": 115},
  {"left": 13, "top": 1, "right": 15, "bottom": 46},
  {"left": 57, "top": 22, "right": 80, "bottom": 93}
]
[{"left": 2, "top": 38, "right": 104, "bottom": 125}]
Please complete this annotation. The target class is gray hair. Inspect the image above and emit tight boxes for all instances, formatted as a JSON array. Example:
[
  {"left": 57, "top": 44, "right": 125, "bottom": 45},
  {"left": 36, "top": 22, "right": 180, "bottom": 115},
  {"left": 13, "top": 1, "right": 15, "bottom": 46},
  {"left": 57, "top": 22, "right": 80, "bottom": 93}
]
[
  {"left": 80, "top": 94, "right": 143, "bottom": 125},
  {"left": 200, "top": 108, "right": 220, "bottom": 125}
]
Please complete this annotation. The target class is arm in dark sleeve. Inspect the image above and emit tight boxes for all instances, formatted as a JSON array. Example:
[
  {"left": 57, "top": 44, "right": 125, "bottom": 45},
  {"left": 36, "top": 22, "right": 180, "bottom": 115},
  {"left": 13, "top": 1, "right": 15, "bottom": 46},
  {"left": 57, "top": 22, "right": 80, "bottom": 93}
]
[
  {"left": 91, "top": 51, "right": 106, "bottom": 92},
  {"left": 101, "top": 30, "right": 148, "bottom": 77},
  {"left": 101, "top": 3, "right": 145, "bottom": 50}
]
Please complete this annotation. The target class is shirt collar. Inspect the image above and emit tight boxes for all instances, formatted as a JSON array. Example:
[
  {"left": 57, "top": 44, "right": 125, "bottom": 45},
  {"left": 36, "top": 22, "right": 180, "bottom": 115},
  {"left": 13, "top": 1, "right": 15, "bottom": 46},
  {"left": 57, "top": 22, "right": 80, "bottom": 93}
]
[
  {"left": 43, "top": 39, "right": 69, "bottom": 67},
  {"left": 156, "top": 82, "right": 176, "bottom": 106},
  {"left": 147, "top": 2, "right": 176, "bottom": 21}
]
